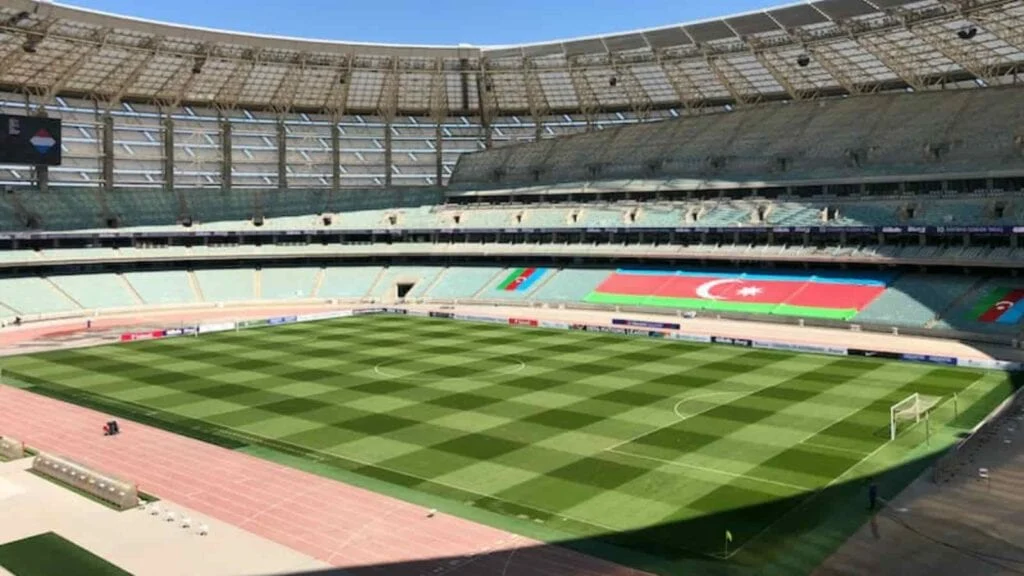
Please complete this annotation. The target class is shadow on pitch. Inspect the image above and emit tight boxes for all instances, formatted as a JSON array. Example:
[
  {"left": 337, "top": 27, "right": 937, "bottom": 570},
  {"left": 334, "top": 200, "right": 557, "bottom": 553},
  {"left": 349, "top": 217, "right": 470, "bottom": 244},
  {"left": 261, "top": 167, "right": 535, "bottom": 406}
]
[
  {"left": 270, "top": 455, "right": 957, "bottom": 576},
  {"left": 277, "top": 371, "right": 1024, "bottom": 576}
]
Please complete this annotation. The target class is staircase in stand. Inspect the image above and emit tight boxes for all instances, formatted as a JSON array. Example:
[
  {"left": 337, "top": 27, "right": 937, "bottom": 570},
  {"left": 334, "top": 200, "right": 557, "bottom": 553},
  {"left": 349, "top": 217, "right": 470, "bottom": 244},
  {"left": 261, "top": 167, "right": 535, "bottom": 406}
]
[
  {"left": 187, "top": 271, "right": 205, "bottom": 302},
  {"left": 42, "top": 277, "right": 84, "bottom": 310},
  {"left": 311, "top": 268, "right": 326, "bottom": 298},
  {"left": 119, "top": 274, "right": 145, "bottom": 305},
  {"left": 364, "top": 267, "right": 389, "bottom": 301},
  {"left": 472, "top": 268, "right": 508, "bottom": 300}
]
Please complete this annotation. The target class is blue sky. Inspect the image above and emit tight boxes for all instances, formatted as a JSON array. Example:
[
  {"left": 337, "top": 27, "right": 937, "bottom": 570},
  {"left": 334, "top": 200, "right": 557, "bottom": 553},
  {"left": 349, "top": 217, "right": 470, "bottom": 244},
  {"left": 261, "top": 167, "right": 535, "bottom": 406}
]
[{"left": 63, "top": 0, "right": 789, "bottom": 46}]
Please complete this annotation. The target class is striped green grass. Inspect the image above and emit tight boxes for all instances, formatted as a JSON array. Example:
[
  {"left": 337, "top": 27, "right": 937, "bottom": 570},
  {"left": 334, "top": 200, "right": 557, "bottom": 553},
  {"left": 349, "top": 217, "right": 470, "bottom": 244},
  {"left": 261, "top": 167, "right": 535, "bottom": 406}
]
[
  {"left": 0, "top": 533, "right": 131, "bottom": 576},
  {"left": 0, "top": 315, "right": 1012, "bottom": 575}
]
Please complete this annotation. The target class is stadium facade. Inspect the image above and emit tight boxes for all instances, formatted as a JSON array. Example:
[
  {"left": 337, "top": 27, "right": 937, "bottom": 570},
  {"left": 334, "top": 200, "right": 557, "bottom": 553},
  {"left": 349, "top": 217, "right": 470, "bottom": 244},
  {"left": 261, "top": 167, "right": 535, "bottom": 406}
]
[{"left": 0, "top": 0, "right": 1023, "bottom": 188}]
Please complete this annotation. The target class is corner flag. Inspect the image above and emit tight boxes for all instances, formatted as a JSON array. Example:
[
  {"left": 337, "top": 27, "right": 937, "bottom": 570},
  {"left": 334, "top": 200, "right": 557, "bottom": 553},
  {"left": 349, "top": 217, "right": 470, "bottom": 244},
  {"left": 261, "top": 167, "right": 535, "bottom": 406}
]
[{"left": 725, "top": 530, "right": 733, "bottom": 543}]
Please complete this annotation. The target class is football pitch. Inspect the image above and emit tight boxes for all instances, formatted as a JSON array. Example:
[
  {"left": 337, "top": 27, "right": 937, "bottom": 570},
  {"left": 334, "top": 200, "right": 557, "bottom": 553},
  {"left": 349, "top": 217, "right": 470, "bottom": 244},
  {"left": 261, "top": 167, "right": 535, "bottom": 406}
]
[{"left": 0, "top": 315, "right": 1015, "bottom": 574}]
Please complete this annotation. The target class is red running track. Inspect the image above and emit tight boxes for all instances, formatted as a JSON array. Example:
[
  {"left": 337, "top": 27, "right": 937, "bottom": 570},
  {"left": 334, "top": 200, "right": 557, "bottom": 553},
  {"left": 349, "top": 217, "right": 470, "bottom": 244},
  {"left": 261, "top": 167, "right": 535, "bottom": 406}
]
[{"left": 0, "top": 385, "right": 651, "bottom": 576}]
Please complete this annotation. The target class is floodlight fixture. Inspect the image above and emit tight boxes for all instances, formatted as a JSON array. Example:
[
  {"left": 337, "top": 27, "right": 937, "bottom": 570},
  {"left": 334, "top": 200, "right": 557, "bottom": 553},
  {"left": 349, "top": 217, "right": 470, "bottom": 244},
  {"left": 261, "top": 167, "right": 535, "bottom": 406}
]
[{"left": 957, "top": 26, "right": 977, "bottom": 40}]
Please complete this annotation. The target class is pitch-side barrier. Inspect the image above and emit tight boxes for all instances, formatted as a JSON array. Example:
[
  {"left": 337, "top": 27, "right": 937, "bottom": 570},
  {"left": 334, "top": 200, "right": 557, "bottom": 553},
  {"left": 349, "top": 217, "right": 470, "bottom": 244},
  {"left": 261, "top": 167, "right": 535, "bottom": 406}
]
[{"left": 116, "top": 308, "right": 1023, "bottom": 373}]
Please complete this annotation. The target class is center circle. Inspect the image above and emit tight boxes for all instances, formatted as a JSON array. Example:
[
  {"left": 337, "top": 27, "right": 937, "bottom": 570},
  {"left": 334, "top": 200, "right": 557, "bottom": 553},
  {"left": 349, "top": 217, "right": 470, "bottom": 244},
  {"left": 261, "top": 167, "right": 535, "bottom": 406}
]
[{"left": 373, "top": 355, "right": 526, "bottom": 381}]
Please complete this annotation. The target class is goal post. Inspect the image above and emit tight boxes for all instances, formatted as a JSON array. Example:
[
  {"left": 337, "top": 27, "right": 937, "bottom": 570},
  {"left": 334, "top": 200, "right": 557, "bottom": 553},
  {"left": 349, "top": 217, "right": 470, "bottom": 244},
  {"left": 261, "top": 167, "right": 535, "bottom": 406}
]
[{"left": 890, "top": 393, "right": 942, "bottom": 440}]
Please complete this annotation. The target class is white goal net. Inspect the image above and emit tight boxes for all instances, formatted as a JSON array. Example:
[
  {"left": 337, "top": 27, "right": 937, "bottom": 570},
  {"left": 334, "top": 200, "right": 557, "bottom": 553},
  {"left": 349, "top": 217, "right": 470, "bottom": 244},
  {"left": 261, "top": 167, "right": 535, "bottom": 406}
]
[{"left": 890, "top": 393, "right": 943, "bottom": 440}]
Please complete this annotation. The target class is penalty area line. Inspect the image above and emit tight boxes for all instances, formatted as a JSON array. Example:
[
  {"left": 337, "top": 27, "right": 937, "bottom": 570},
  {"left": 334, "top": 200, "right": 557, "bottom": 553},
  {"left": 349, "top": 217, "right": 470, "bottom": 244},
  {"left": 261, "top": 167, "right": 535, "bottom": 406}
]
[
  {"left": 606, "top": 448, "right": 815, "bottom": 492},
  {"left": 718, "top": 436, "right": 893, "bottom": 561},
  {"left": 603, "top": 386, "right": 774, "bottom": 453}
]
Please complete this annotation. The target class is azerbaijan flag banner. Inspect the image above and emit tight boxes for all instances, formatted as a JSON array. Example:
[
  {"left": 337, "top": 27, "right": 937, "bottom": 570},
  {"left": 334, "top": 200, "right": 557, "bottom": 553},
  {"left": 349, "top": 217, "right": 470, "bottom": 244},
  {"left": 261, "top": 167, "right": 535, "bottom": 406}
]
[
  {"left": 498, "top": 268, "right": 547, "bottom": 292},
  {"left": 971, "top": 288, "right": 1024, "bottom": 324},
  {"left": 585, "top": 269, "right": 889, "bottom": 320}
]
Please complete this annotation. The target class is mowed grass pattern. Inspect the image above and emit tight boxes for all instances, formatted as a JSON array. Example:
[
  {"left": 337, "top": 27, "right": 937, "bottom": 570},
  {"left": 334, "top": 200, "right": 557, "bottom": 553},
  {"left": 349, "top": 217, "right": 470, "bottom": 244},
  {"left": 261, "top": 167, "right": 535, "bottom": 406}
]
[{"left": 0, "top": 315, "right": 1009, "bottom": 568}]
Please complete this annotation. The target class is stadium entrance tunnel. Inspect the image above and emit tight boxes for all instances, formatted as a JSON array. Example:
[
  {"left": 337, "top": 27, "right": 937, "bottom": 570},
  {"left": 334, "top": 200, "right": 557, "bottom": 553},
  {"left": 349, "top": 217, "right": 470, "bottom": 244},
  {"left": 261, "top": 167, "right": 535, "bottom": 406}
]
[{"left": 396, "top": 282, "right": 414, "bottom": 299}]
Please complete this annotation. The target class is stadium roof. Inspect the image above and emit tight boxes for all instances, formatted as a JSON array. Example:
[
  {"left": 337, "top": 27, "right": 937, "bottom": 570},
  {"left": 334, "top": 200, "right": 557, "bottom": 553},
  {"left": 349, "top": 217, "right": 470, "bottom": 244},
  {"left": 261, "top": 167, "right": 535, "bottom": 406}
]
[{"left": 0, "top": 0, "right": 1022, "bottom": 117}]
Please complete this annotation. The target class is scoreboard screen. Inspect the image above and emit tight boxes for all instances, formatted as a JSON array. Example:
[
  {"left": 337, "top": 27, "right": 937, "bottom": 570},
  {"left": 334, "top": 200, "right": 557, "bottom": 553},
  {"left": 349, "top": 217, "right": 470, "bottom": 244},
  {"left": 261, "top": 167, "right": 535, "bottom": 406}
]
[{"left": 0, "top": 114, "right": 62, "bottom": 166}]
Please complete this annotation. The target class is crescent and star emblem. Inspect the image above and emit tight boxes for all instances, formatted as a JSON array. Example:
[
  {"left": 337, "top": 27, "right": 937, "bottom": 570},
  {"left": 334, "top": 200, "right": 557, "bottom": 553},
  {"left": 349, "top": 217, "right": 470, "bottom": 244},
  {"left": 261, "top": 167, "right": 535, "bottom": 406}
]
[{"left": 695, "top": 279, "right": 742, "bottom": 300}]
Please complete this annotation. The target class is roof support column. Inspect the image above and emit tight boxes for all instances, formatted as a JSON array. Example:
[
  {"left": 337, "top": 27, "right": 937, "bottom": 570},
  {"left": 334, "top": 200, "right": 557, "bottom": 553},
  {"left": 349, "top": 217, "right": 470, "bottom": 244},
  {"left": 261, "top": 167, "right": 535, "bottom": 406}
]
[
  {"left": 330, "top": 120, "right": 341, "bottom": 192},
  {"left": 220, "top": 117, "right": 232, "bottom": 190},
  {"left": 162, "top": 114, "right": 175, "bottom": 191},
  {"left": 33, "top": 165, "right": 49, "bottom": 193},
  {"left": 31, "top": 106, "right": 49, "bottom": 192},
  {"left": 435, "top": 121, "right": 444, "bottom": 186},
  {"left": 383, "top": 122, "right": 393, "bottom": 187},
  {"left": 477, "top": 61, "right": 496, "bottom": 149},
  {"left": 430, "top": 57, "right": 449, "bottom": 186},
  {"left": 377, "top": 58, "right": 400, "bottom": 188},
  {"left": 854, "top": 34, "right": 927, "bottom": 90},
  {"left": 611, "top": 56, "right": 652, "bottom": 120},
  {"left": 277, "top": 118, "right": 287, "bottom": 190},
  {"left": 522, "top": 59, "right": 549, "bottom": 142},
  {"left": 806, "top": 45, "right": 866, "bottom": 95},
  {"left": 102, "top": 113, "right": 115, "bottom": 192},
  {"left": 567, "top": 57, "right": 599, "bottom": 132}
]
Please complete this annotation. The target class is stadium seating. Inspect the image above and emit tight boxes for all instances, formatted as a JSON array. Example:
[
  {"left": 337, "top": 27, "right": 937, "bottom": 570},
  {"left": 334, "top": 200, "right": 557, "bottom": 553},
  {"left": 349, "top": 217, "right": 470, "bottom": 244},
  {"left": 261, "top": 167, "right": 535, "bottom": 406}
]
[
  {"left": 0, "top": 258, "right": 1017, "bottom": 338},
  {"left": 260, "top": 267, "right": 320, "bottom": 299},
  {"left": 107, "top": 189, "right": 180, "bottom": 228},
  {"left": 0, "top": 196, "right": 22, "bottom": 230},
  {"left": 0, "top": 249, "right": 39, "bottom": 264},
  {"left": 482, "top": 268, "right": 553, "bottom": 301},
  {"left": 123, "top": 271, "right": 196, "bottom": 305},
  {"left": 636, "top": 206, "right": 685, "bottom": 227},
  {"left": 261, "top": 189, "right": 330, "bottom": 219},
  {"left": 578, "top": 207, "right": 625, "bottom": 227},
  {"left": 699, "top": 203, "right": 752, "bottom": 226},
  {"left": 369, "top": 267, "right": 442, "bottom": 300},
  {"left": 194, "top": 269, "right": 255, "bottom": 302},
  {"left": 0, "top": 191, "right": 1019, "bottom": 234},
  {"left": 422, "top": 267, "right": 504, "bottom": 300},
  {"left": 933, "top": 279, "right": 1024, "bottom": 334},
  {"left": 48, "top": 273, "right": 138, "bottom": 310},
  {"left": 530, "top": 269, "right": 611, "bottom": 303},
  {"left": 451, "top": 87, "right": 1024, "bottom": 189},
  {"left": 854, "top": 274, "right": 980, "bottom": 327},
  {"left": 0, "top": 277, "right": 80, "bottom": 315},
  {"left": 183, "top": 189, "right": 256, "bottom": 223},
  {"left": 525, "top": 208, "right": 571, "bottom": 228},
  {"left": 317, "top": 267, "right": 385, "bottom": 299},
  {"left": 16, "top": 189, "right": 104, "bottom": 230},
  {"left": 445, "top": 206, "right": 512, "bottom": 228}
]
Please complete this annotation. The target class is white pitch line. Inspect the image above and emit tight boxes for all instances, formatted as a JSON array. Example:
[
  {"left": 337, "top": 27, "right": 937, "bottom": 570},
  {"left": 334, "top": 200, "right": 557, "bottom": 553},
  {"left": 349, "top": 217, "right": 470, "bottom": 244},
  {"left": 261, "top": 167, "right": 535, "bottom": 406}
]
[
  {"left": 607, "top": 449, "right": 814, "bottom": 492},
  {"left": 603, "top": 387, "right": 767, "bottom": 453},
  {"left": 716, "top": 438, "right": 893, "bottom": 561},
  {"left": 800, "top": 441, "right": 872, "bottom": 457},
  {"left": 372, "top": 357, "right": 526, "bottom": 381},
  {"left": 233, "top": 426, "right": 625, "bottom": 535},
  {"left": 720, "top": 406, "right": 907, "bottom": 561}
]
